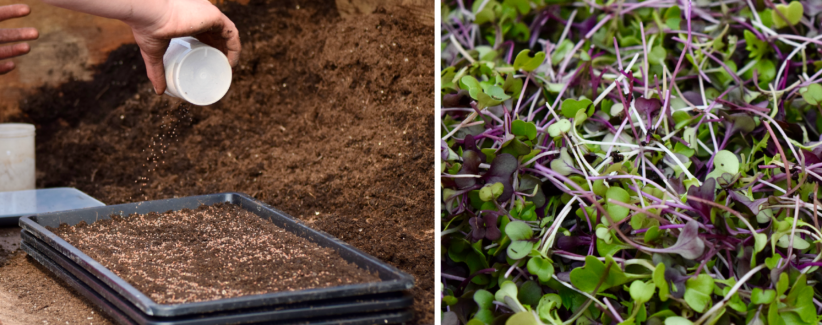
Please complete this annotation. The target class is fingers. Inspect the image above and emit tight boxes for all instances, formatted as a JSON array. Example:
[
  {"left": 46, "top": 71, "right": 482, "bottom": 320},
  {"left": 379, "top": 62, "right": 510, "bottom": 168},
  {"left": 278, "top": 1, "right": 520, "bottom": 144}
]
[
  {"left": 220, "top": 16, "right": 241, "bottom": 67},
  {"left": 0, "top": 4, "right": 31, "bottom": 22},
  {"left": 0, "top": 42, "right": 30, "bottom": 60},
  {"left": 0, "top": 61, "right": 14, "bottom": 75},
  {"left": 0, "top": 27, "right": 39, "bottom": 44},
  {"left": 139, "top": 48, "right": 168, "bottom": 95}
]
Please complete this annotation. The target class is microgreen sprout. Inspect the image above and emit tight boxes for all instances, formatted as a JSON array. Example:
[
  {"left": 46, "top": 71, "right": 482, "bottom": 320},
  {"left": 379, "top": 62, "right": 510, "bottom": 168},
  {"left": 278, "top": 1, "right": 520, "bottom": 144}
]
[{"left": 441, "top": 0, "right": 822, "bottom": 324}]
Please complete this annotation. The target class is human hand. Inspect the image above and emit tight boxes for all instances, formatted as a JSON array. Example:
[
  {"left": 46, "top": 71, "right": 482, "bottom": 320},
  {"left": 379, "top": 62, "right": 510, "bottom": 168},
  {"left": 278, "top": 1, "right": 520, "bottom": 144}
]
[
  {"left": 0, "top": 4, "right": 38, "bottom": 75},
  {"left": 127, "top": 0, "right": 241, "bottom": 95}
]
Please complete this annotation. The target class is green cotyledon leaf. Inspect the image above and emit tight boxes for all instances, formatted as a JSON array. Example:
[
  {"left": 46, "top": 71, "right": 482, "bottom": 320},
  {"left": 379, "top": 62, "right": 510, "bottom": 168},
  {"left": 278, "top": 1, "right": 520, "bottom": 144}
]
[
  {"left": 570, "top": 255, "right": 629, "bottom": 293},
  {"left": 684, "top": 274, "right": 714, "bottom": 312}
]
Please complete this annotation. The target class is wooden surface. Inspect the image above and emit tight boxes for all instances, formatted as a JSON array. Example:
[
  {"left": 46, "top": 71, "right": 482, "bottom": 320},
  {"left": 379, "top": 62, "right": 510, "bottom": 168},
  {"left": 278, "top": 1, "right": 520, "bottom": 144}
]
[{"left": 0, "top": 0, "right": 431, "bottom": 120}]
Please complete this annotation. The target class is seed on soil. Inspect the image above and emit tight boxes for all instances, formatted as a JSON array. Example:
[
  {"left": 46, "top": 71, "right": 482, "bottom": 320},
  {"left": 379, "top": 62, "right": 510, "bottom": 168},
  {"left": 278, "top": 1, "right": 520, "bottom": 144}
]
[{"left": 51, "top": 203, "right": 379, "bottom": 304}]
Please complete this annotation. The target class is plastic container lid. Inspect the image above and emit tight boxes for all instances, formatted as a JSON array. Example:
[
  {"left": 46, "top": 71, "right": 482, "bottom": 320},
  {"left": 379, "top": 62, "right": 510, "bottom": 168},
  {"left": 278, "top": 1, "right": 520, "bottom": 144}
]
[{"left": 0, "top": 123, "right": 35, "bottom": 138}]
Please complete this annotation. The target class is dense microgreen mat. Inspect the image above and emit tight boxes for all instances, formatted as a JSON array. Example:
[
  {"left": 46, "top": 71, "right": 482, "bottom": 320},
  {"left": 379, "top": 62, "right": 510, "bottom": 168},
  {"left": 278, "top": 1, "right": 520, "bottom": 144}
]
[{"left": 440, "top": 0, "right": 822, "bottom": 324}]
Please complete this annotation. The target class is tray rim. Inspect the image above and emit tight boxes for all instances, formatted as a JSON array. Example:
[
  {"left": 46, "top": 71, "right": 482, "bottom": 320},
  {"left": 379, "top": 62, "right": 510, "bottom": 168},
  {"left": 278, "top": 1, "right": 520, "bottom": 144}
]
[{"left": 19, "top": 192, "right": 415, "bottom": 317}]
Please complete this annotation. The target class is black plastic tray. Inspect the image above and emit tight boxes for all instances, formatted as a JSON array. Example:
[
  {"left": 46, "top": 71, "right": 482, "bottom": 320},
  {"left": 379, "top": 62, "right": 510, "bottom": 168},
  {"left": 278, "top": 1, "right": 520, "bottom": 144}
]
[
  {"left": 19, "top": 192, "right": 415, "bottom": 317},
  {"left": 21, "top": 235, "right": 413, "bottom": 325}
]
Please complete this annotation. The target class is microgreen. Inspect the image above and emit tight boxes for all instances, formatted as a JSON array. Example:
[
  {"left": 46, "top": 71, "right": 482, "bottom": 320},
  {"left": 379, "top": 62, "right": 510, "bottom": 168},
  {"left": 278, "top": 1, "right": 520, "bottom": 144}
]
[{"left": 441, "top": 1, "right": 822, "bottom": 325}]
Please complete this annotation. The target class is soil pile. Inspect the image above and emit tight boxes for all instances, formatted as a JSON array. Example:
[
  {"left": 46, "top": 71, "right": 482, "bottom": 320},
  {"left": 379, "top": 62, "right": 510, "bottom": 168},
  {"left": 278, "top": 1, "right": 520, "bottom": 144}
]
[
  {"left": 54, "top": 203, "right": 380, "bottom": 304},
  {"left": 7, "top": 0, "right": 433, "bottom": 322}
]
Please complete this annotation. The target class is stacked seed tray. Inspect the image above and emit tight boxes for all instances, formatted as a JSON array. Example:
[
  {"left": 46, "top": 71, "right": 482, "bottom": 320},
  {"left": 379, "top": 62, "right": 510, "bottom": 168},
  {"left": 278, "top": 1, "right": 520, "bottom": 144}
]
[{"left": 19, "top": 193, "right": 415, "bottom": 325}]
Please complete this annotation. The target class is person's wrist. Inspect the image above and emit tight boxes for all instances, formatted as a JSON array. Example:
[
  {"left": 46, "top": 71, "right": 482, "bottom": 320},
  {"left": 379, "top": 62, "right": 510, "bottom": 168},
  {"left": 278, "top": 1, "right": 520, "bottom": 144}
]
[{"left": 122, "top": 0, "right": 172, "bottom": 34}]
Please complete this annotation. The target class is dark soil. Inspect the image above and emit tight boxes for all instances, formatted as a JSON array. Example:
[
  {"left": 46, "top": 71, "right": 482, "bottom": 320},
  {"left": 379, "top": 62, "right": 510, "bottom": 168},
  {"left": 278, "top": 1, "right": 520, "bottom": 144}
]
[
  {"left": 52, "top": 203, "right": 379, "bottom": 304},
  {"left": 0, "top": 248, "right": 7, "bottom": 267},
  {"left": 6, "top": 0, "right": 434, "bottom": 322}
]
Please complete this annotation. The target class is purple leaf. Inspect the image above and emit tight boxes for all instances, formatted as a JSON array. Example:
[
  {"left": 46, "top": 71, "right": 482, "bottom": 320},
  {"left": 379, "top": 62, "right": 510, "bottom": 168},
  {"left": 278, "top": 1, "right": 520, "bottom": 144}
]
[
  {"left": 557, "top": 235, "right": 592, "bottom": 251},
  {"left": 728, "top": 191, "right": 768, "bottom": 216},
  {"left": 635, "top": 97, "right": 662, "bottom": 115},
  {"left": 669, "top": 175, "right": 686, "bottom": 195},
  {"left": 682, "top": 91, "right": 704, "bottom": 106},
  {"left": 686, "top": 178, "right": 716, "bottom": 218},
  {"left": 722, "top": 112, "right": 756, "bottom": 137},
  {"left": 468, "top": 214, "right": 500, "bottom": 241},
  {"left": 483, "top": 153, "right": 518, "bottom": 202},
  {"left": 442, "top": 90, "right": 471, "bottom": 108},
  {"left": 573, "top": 17, "right": 598, "bottom": 38},
  {"left": 518, "top": 174, "right": 546, "bottom": 208},
  {"left": 462, "top": 134, "right": 486, "bottom": 162},
  {"left": 456, "top": 150, "right": 482, "bottom": 189},
  {"left": 646, "top": 221, "right": 705, "bottom": 259},
  {"left": 802, "top": 149, "right": 822, "bottom": 165}
]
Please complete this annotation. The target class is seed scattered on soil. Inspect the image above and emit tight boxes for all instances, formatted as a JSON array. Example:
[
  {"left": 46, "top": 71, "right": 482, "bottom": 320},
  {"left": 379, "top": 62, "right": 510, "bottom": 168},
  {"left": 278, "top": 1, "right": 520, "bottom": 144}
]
[{"left": 51, "top": 203, "right": 379, "bottom": 304}]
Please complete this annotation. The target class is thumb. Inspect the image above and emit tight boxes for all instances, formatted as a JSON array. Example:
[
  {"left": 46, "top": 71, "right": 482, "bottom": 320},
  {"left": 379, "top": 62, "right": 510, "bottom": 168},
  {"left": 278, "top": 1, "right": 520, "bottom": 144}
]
[{"left": 139, "top": 46, "right": 168, "bottom": 95}]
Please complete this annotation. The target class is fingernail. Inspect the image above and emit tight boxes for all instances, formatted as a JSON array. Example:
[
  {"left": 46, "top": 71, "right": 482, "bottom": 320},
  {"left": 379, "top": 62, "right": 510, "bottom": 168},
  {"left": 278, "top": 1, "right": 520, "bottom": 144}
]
[{"left": 154, "top": 86, "right": 159, "bottom": 95}]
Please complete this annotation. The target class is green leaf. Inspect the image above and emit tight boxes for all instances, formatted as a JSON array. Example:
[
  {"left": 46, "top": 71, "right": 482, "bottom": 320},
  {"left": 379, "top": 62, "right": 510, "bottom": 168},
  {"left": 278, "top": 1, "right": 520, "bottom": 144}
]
[
  {"left": 766, "top": 254, "right": 782, "bottom": 269},
  {"left": 527, "top": 257, "right": 555, "bottom": 283},
  {"left": 674, "top": 142, "right": 695, "bottom": 157},
  {"left": 506, "top": 312, "right": 539, "bottom": 325},
  {"left": 518, "top": 280, "right": 543, "bottom": 307},
  {"left": 629, "top": 280, "right": 655, "bottom": 304},
  {"left": 550, "top": 40, "right": 574, "bottom": 65},
  {"left": 560, "top": 98, "right": 593, "bottom": 119},
  {"left": 514, "top": 50, "right": 546, "bottom": 72},
  {"left": 512, "top": 120, "right": 538, "bottom": 140},
  {"left": 664, "top": 6, "right": 681, "bottom": 30},
  {"left": 777, "top": 234, "right": 811, "bottom": 250},
  {"left": 773, "top": 1, "right": 803, "bottom": 29},
  {"left": 547, "top": 119, "right": 571, "bottom": 138},
  {"left": 800, "top": 84, "right": 822, "bottom": 105},
  {"left": 647, "top": 45, "right": 667, "bottom": 65},
  {"left": 570, "top": 255, "right": 629, "bottom": 293},
  {"left": 743, "top": 59, "right": 776, "bottom": 85},
  {"left": 505, "top": 220, "right": 533, "bottom": 241},
  {"left": 751, "top": 288, "right": 776, "bottom": 304},
  {"left": 503, "top": 0, "right": 530, "bottom": 14},
  {"left": 644, "top": 225, "right": 661, "bottom": 243},
  {"left": 537, "top": 294, "right": 563, "bottom": 324},
  {"left": 665, "top": 316, "right": 694, "bottom": 325},
  {"left": 574, "top": 108, "right": 588, "bottom": 126},
  {"left": 770, "top": 301, "right": 786, "bottom": 325},
  {"left": 786, "top": 275, "right": 815, "bottom": 323},
  {"left": 781, "top": 312, "right": 814, "bottom": 325},
  {"left": 506, "top": 221, "right": 534, "bottom": 260},
  {"left": 468, "top": 317, "right": 489, "bottom": 325},
  {"left": 507, "top": 241, "right": 533, "bottom": 260},
  {"left": 713, "top": 150, "right": 739, "bottom": 174},
  {"left": 653, "top": 263, "right": 669, "bottom": 301},
  {"left": 777, "top": 272, "right": 789, "bottom": 294},
  {"left": 550, "top": 147, "right": 575, "bottom": 176},
  {"left": 684, "top": 274, "right": 714, "bottom": 313},
  {"left": 723, "top": 286, "right": 746, "bottom": 312},
  {"left": 496, "top": 280, "right": 519, "bottom": 303},
  {"left": 743, "top": 30, "right": 768, "bottom": 59},
  {"left": 475, "top": 289, "right": 495, "bottom": 309},
  {"left": 605, "top": 187, "right": 631, "bottom": 223}
]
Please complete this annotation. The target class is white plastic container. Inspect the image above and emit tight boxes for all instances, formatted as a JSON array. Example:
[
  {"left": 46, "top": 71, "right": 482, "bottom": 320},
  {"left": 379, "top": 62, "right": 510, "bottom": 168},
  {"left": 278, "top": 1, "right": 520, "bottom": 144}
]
[
  {"left": 163, "top": 37, "right": 233, "bottom": 106},
  {"left": 0, "top": 123, "right": 35, "bottom": 192}
]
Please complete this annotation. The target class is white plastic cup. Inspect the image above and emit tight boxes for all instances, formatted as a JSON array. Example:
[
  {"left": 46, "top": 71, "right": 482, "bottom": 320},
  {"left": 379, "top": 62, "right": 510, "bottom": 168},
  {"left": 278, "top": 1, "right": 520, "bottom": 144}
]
[
  {"left": 163, "top": 37, "right": 233, "bottom": 106},
  {"left": 0, "top": 123, "right": 35, "bottom": 192}
]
